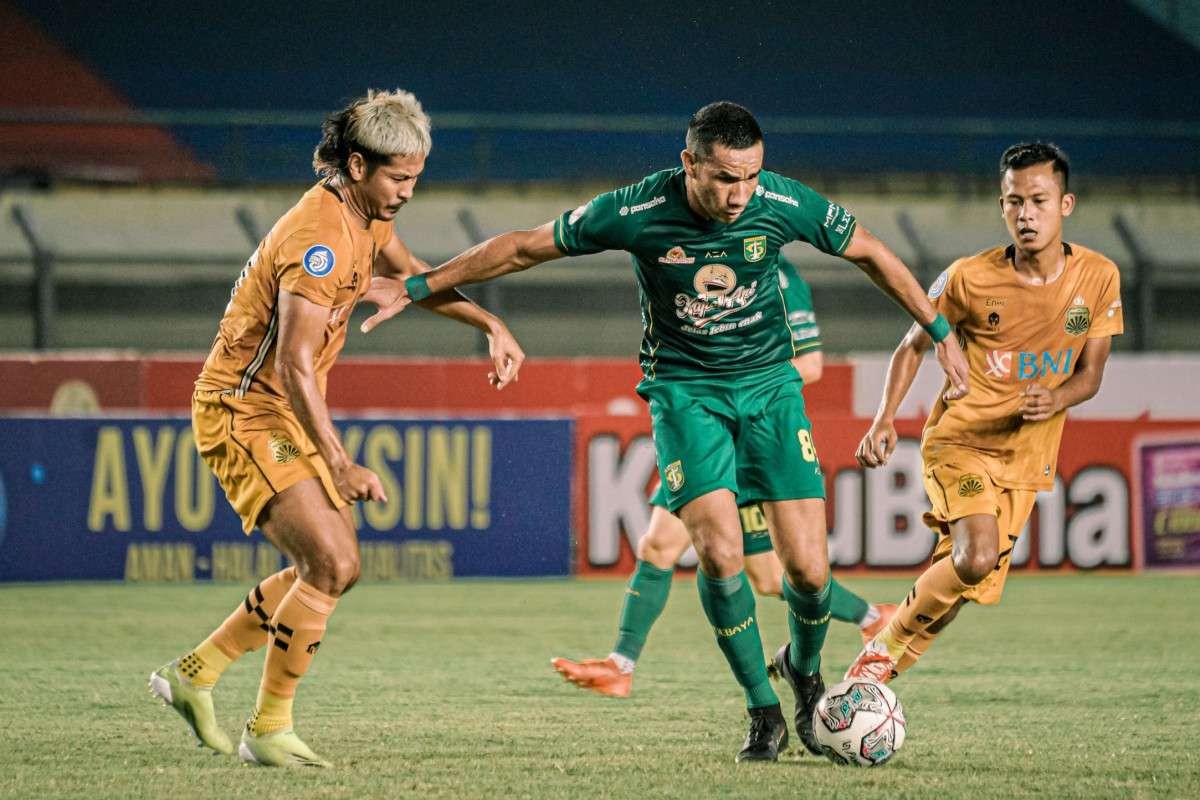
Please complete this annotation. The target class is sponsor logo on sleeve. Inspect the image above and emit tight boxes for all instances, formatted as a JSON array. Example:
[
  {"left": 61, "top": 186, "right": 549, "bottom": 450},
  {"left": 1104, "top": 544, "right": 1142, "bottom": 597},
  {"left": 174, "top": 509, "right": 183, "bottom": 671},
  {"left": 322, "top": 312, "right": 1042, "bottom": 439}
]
[
  {"left": 743, "top": 235, "right": 767, "bottom": 262},
  {"left": 658, "top": 246, "right": 696, "bottom": 265},
  {"left": 928, "top": 270, "right": 949, "bottom": 299},
  {"left": 302, "top": 244, "right": 336, "bottom": 277},
  {"left": 1107, "top": 299, "right": 1122, "bottom": 318}
]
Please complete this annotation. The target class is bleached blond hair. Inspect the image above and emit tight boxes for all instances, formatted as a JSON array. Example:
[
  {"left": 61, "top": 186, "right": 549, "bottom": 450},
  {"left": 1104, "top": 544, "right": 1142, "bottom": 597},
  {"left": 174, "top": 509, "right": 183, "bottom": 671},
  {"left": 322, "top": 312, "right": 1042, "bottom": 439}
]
[{"left": 313, "top": 89, "right": 432, "bottom": 178}]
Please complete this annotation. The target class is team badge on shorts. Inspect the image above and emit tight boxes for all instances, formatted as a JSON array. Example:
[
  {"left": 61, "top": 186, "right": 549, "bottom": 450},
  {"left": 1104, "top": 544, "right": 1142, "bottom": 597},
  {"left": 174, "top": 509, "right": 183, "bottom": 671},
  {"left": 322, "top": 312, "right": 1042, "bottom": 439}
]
[
  {"left": 665, "top": 460, "right": 685, "bottom": 492},
  {"left": 957, "top": 473, "right": 985, "bottom": 498},
  {"left": 302, "top": 244, "right": 336, "bottom": 277},
  {"left": 743, "top": 235, "right": 766, "bottom": 263},
  {"left": 269, "top": 433, "right": 301, "bottom": 464},
  {"left": 1064, "top": 300, "right": 1091, "bottom": 336}
]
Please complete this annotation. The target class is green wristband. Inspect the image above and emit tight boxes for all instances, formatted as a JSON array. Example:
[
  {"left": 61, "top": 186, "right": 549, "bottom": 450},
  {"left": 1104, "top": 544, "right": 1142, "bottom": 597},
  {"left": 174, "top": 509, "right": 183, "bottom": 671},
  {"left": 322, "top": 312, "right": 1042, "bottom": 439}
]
[
  {"left": 923, "top": 313, "right": 952, "bottom": 343},
  {"left": 405, "top": 273, "right": 432, "bottom": 302}
]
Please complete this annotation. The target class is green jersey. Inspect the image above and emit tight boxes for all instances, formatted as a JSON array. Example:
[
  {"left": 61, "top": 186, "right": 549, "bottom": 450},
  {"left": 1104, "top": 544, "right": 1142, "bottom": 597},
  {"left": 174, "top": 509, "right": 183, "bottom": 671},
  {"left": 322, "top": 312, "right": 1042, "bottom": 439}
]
[
  {"left": 554, "top": 167, "right": 852, "bottom": 380},
  {"left": 778, "top": 260, "right": 822, "bottom": 355}
]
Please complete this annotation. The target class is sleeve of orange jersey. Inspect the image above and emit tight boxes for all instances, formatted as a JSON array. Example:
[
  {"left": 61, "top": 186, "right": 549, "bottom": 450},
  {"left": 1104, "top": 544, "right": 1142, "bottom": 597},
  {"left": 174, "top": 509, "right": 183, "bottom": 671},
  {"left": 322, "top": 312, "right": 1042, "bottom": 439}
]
[
  {"left": 277, "top": 227, "right": 354, "bottom": 308},
  {"left": 1088, "top": 262, "right": 1124, "bottom": 338},
  {"left": 927, "top": 261, "right": 968, "bottom": 325}
]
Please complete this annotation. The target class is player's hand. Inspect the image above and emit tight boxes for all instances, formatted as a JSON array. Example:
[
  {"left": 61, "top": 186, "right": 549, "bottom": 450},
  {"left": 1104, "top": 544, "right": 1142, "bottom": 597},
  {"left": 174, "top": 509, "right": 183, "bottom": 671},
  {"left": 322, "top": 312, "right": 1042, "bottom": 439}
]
[
  {"left": 332, "top": 463, "right": 388, "bottom": 503},
  {"left": 856, "top": 418, "right": 897, "bottom": 468},
  {"left": 359, "top": 276, "right": 412, "bottom": 334},
  {"left": 934, "top": 337, "right": 970, "bottom": 401},
  {"left": 1019, "top": 384, "right": 1060, "bottom": 421},
  {"left": 485, "top": 322, "right": 525, "bottom": 390}
]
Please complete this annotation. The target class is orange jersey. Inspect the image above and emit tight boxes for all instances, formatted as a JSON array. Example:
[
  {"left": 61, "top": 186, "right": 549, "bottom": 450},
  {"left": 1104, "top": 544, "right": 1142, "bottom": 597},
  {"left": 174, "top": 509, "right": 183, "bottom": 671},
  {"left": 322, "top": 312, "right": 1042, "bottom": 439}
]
[
  {"left": 196, "top": 182, "right": 393, "bottom": 404},
  {"left": 923, "top": 242, "right": 1123, "bottom": 490}
]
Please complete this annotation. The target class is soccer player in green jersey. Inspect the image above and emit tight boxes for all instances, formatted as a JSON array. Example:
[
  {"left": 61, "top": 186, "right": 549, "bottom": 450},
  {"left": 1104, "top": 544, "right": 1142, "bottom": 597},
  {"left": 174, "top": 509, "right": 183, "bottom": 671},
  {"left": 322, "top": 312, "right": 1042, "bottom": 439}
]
[
  {"left": 551, "top": 262, "right": 896, "bottom": 699},
  {"left": 363, "top": 102, "right": 969, "bottom": 762}
]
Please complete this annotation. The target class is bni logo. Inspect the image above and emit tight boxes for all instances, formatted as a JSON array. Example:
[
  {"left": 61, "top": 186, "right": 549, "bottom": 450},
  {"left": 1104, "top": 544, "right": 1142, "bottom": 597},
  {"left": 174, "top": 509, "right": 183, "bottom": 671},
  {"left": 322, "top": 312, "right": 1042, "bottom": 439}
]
[{"left": 984, "top": 348, "right": 1074, "bottom": 381}]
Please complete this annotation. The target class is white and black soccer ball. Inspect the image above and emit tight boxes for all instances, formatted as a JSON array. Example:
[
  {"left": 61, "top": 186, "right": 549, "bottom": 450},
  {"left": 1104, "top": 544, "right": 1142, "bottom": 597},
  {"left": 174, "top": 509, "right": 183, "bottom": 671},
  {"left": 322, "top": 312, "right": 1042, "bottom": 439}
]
[{"left": 813, "top": 678, "right": 906, "bottom": 767}]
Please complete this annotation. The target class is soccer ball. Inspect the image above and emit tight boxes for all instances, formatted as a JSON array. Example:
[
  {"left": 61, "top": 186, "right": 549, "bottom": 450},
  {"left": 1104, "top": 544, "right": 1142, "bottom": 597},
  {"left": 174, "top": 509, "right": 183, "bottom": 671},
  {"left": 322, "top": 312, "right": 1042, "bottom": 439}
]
[{"left": 812, "top": 678, "right": 906, "bottom": 766}]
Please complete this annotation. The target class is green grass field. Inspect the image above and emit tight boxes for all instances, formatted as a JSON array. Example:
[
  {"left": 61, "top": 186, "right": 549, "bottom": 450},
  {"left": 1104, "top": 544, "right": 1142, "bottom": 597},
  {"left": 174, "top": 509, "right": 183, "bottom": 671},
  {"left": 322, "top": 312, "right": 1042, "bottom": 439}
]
[{"left": 1, "top": 575, "right": 1197, "bottom": 799}]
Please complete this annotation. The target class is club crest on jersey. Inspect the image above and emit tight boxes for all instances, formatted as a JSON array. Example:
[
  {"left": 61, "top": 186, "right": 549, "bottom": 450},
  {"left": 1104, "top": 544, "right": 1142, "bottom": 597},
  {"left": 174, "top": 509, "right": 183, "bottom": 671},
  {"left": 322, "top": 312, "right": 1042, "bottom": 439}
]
[
  {"left": 743, "top": 235, "right": 766, "bottom": 262},
  {"left": 665, "top": 460, "right": 685, "bottom": 492},
  {"left": 958, "top": 474, "right": 985, "bottom": 498},
  {"left": 658, "top": 245, "right": 695, "bottom": 265},
  {"left": 302, "top": 244, "right": 336, "bottom": 278},
  {"left": 269, "top": 433, "right": 301, "bottom": 464},
  {"left": 1064, "top": 300, "right": 1091, "bottom": 336}
]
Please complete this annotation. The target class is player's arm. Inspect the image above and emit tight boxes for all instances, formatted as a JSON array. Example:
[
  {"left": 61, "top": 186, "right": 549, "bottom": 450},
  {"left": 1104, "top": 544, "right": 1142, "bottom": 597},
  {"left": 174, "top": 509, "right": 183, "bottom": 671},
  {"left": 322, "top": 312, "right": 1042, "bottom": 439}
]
[
  {"left": 367, "top": 234, "right": 525, "bottom": 388},
  {"left": 790, "top": 351, "right": 823, "bottom": 384},
  {"left": 841, "top": 225, "right": 969, "bottom": 400},
  {"left": 856, "top": 322, "right": 930, "bottom": 468},
  {"left": 1019, "top": 335, "right": 1112, "bottom": 421},
  {"left": 360, "top": 222, "right": 564, "bottom": 334},
  {"left": 276, "top": 289, "right": 386, "bottom": 503}
]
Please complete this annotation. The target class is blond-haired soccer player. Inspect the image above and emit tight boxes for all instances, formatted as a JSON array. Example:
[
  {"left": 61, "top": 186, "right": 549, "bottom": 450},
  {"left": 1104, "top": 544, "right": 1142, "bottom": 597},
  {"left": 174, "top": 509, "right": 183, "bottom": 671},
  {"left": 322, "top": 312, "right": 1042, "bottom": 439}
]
[
  {"left": 845, "top": 142, "right": 1122, "bottom": 683},
  {"left": 149, "top": 89, "right": 524, "bottom": 767}
]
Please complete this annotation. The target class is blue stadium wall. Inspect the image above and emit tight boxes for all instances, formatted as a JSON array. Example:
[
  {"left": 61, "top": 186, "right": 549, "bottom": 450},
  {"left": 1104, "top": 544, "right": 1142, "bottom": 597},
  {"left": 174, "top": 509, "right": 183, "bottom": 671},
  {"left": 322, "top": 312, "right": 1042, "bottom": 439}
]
[{"left": 13, "top": 0, "right": 1200, "bottom": 182}]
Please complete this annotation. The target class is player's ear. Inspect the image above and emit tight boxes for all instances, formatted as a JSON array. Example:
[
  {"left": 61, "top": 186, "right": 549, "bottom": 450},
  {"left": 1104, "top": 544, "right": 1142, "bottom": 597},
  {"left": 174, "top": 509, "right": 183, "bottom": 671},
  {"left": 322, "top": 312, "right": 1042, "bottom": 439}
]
[
  {"left": 681, "top": 148, "right": 697, "bottom": 178},
  {"left": 1060, "top": 192, "right": 1076, "bottom": 217},
  {"left": 346, "top": 151, "right": 367, "bottom": 182}
]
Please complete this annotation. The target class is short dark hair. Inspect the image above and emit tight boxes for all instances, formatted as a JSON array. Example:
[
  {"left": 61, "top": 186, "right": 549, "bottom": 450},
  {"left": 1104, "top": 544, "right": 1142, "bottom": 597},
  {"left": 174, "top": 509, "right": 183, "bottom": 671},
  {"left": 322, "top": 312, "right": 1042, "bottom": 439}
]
[
  {"left": 686, "top": 102, "right": 763, "bottom": 160},
  {"left": 999, "top": 142, "right": 1070, "bottom": 192}
]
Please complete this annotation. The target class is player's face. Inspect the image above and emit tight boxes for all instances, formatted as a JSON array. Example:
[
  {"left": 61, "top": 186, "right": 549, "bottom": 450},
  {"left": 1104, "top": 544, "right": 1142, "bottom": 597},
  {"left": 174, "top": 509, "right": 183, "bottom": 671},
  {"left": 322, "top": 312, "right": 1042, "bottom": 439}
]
[
  {"left": 353, "top": 152, "right": 427, "bottom": 221},
  {"left": 682, "top": 141, "right": 763, "bottom": 223},
  {"left": 1000, "top": 162, "right": 1075, "bottom": 255}
]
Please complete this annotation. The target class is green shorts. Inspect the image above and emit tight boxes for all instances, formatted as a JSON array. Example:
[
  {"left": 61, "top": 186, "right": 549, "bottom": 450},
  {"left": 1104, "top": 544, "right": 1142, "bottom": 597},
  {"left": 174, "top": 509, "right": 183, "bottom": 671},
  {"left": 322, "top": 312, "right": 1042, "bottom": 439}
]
[
  {"left": 648, "top": 484, "right": 775, "bottom": 556},
  {"left": 639, "top": 362, "right": 825, "bottom": 514}
]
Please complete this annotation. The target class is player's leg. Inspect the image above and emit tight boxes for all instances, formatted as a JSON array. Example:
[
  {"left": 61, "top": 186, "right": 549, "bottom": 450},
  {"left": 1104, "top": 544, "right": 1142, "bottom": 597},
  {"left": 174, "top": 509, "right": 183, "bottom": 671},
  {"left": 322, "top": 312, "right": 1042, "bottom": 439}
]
[
  {"left": 642, "top": 380, "right": 786, "bottom": 762},
  {"left": 680, "top": 489, "right": 787, "bottom": 762},
  {"left": 741, "top": 502, "right": 894, "bottom": 638},
  {"left": 734, "top": 375, "right": 829, "bottom": 755},
  {"left": 761, "top": 497, "right": 832, "bottom": 755},
  {"left": 238, "top": 478, "right": 360, "bottom": 768},
  {"left": 890, "top": 488, "right": 1034, "bottom": 677},
  {"left": 551, "top": 501, "right": 689, "bottom": 697}
]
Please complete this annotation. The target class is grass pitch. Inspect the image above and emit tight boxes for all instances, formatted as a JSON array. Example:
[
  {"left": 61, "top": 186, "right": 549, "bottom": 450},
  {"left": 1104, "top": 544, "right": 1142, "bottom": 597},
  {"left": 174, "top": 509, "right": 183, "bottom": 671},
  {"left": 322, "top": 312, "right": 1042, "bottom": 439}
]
[{"left": 1, "top": 574, "right": 1196, "bottom": 800}]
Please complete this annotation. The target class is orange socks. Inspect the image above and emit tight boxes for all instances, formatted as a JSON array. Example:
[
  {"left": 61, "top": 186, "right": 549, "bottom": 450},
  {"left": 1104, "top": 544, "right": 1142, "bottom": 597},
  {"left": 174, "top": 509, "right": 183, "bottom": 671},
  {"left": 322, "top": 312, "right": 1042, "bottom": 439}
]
[
  {"left": 877, "top": 557, "right": 969, "bottom": 660},
  {"left": 180, "top": 566, "right": 299, "bottom": 688},
  {"left": 252, "top": 579, "right": 339, "bottom": 735},
  {"left": 894, "top": 628, "right": 937, "bottom": 676}
]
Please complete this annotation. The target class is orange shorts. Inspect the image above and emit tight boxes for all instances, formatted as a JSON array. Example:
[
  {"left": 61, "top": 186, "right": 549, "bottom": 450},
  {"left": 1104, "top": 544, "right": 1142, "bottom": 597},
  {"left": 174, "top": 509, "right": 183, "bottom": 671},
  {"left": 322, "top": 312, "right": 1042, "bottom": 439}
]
[
  {"left": 922, "top": 448, "right": 1037, "bottom": 605},
  {"left": 192, "top": 390, "right": 344, "bottom": 534}
]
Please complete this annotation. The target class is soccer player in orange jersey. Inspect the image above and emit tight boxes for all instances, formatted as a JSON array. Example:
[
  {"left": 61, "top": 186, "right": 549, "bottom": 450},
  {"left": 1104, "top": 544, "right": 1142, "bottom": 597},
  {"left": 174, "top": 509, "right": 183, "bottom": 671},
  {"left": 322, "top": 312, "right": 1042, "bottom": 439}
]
[
  {"left": 149, "top": 89, "right": 524, "bottom": 767},
  {"left": 845, "top": 142, "right": 1123, "bottom": 683}
]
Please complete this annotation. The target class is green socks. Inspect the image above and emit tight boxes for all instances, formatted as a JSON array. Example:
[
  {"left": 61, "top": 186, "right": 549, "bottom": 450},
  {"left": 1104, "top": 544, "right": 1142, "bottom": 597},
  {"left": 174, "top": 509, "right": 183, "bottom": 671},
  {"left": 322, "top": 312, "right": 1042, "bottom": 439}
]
[
  {"left": 696, "top": 570, "right": 778, "bottom": 709},
  {"left": 783, "top": 574, "right": 832, "bottom": 676},
  {"left": 829, "top": 577, "right": 870, "bottom": 624},
  {"left": 613, "top": 560, "right": 674, "bottom": 662}
]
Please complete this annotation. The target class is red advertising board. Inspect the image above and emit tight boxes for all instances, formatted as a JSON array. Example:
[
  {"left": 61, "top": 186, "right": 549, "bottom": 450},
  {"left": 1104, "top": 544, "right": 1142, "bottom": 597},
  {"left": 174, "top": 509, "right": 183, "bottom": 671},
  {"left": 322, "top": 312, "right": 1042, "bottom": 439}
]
[{"left": 574, "top": 412, "right": 1200, "bottom": 577}]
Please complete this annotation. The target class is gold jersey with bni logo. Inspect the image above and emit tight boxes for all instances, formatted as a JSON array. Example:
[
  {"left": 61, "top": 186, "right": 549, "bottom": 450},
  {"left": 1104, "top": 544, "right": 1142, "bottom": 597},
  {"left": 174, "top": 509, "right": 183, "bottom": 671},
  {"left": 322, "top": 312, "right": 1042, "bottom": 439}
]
[
  {"left": 922, "top": 242, "right": 1123, "bottom": 491},
  {"left": 195, "top": 182, "right": 393, "bottom": 405}
]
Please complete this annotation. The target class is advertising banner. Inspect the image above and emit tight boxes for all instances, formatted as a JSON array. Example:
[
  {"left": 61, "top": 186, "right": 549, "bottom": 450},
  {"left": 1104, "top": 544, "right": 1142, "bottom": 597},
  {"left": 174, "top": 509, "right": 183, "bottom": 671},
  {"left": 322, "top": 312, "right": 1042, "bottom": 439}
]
[
  {"left": 0, "top": 417, "right": 572, "bottom": 582},
  {"left": 574, "top": 413, "right": 1200, "bottom": 577}
]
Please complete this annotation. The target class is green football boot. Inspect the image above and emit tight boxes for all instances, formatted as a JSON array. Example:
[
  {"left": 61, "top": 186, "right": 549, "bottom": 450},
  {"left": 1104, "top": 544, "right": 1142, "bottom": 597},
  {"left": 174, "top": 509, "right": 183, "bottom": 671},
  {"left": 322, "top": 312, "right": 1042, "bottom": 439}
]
[
  {"left": 148, "top": 660, "right": 234, "bottom": 755},
  {"left": 238, "top": 725, "right": 332, "bottom": 768}
]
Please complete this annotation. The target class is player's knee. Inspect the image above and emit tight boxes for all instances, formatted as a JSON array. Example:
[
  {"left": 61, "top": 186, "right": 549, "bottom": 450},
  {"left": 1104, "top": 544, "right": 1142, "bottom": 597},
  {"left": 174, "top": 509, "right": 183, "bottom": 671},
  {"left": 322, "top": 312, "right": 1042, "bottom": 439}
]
[
  {"left": 300, "top": 549, "right": 360, "bottom": 597},
  {"left": 952, "top": 544, "right": 996, "bottom": 585},
  {"left": 695, "top": 539, "right": 743, "bottom": 578},
  {"left": 636, "top": 535, "right": 678, "bottom": 570},
  {"left": 746, "top": 569, "right": 782, "bottom": 598},
  {"left": 785, "top": 563, "right": 827, "bottom": 594}
]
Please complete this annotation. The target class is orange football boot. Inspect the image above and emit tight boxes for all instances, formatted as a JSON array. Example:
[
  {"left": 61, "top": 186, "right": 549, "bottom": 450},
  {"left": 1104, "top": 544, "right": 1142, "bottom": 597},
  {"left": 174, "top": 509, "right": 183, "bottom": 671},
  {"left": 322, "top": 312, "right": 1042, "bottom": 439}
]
[
  {"left": 550, "top": 656, "right": 632, "bottom": 698},
  {"left": 860, "top": 603, "right": 898, "bottom": 644}
]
